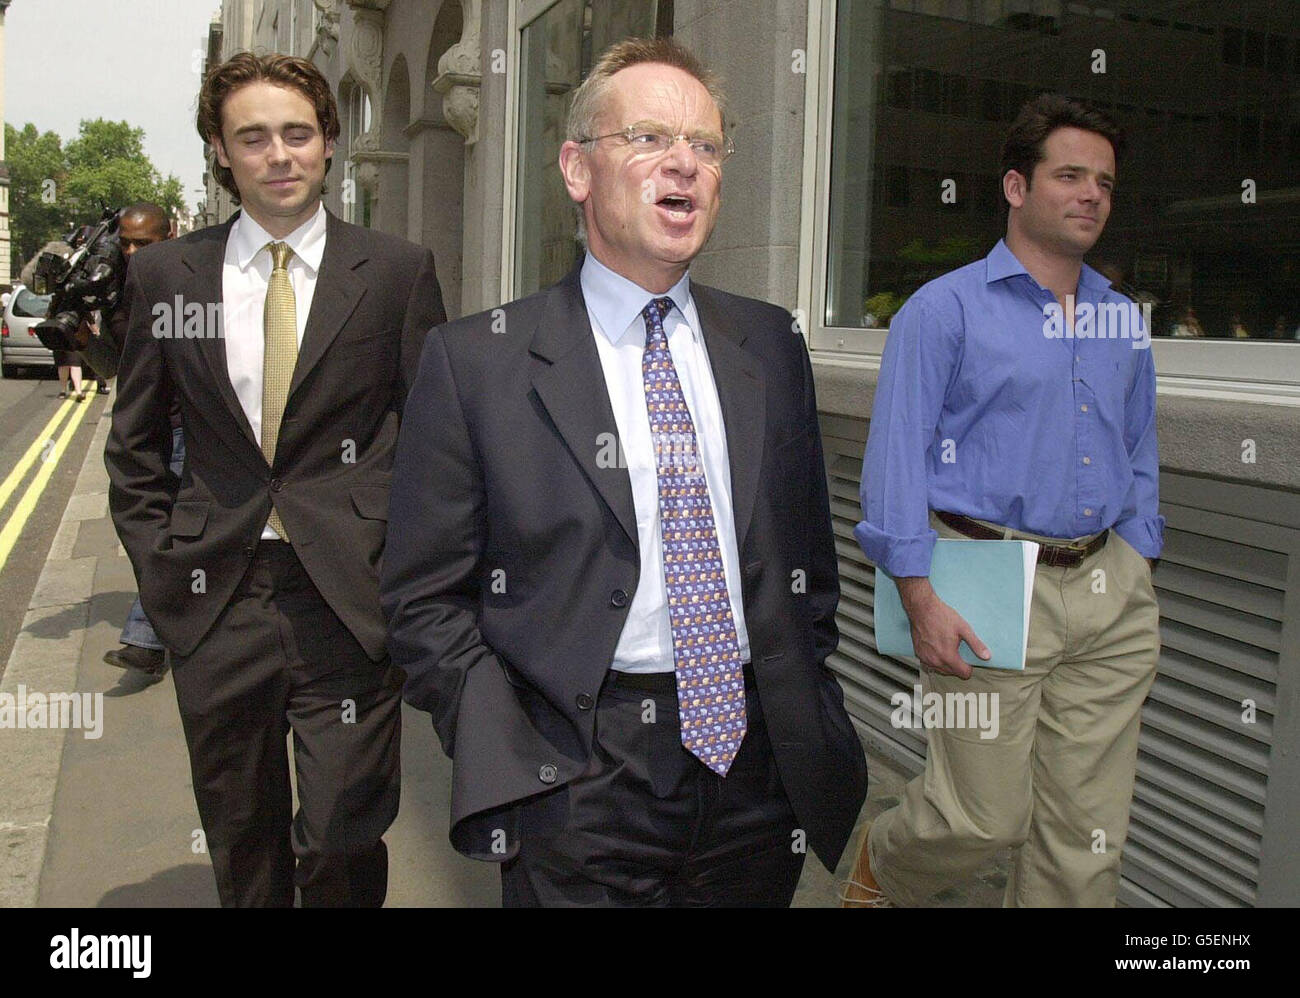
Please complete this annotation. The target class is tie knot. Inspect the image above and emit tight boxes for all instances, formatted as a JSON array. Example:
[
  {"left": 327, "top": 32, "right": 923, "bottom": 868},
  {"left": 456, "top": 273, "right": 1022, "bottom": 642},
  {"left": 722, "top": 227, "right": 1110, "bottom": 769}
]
[
  {"left": 642, "top": 297, "right": 674, "bottom": 327},
  {"left": 268, "top": 241, "right": 293, "bottom": 271}
]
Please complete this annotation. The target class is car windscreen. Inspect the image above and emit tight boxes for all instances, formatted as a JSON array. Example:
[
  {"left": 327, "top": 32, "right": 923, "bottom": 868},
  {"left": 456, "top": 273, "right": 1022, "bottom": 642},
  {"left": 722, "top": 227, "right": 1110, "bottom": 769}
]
[{"left": 12, "top": 288, "right": 53, "bottom": 318}]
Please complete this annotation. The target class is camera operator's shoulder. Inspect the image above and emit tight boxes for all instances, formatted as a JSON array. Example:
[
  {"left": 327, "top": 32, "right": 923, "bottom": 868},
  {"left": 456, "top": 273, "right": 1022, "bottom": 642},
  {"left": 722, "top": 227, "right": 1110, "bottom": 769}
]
[{"left": 129, "top": 222, "right": 229, "bottom": 279}]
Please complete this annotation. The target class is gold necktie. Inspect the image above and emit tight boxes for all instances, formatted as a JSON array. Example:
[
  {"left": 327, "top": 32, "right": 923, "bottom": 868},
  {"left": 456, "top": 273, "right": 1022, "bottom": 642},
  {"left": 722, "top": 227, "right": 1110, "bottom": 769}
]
[{"left": 262, "top": 241, "right": 297, "bottom": 541}]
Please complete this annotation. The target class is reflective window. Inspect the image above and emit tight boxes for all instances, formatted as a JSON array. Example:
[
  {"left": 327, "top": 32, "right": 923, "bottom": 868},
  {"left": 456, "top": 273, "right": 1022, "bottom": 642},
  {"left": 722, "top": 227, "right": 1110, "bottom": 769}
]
[
  {"left": 825, "top": 0, "right": 1300, "bottom": 343},
  {"left": 514, "top": 0, "right": 671, "bottom": 297}
]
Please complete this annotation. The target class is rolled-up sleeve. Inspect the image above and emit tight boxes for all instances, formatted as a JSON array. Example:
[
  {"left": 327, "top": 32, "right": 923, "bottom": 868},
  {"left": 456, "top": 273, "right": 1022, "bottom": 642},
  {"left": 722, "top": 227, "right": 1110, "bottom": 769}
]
[
  {"left": 854, "top": 297, "right": 961, "bottom": 577},
  {"left": 1113, "top": 341, "right": 1165, "bottom": 559}
]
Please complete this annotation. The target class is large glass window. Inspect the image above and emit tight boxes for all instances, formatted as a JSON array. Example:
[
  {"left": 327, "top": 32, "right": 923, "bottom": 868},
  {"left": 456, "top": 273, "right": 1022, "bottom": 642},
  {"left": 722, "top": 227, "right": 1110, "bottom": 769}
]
[
  {"left": 824, "top": 0, "right": 1300, "bottom": 346},
  {"left": 513, "top": 0, "right": 671, "bottom": 297}
]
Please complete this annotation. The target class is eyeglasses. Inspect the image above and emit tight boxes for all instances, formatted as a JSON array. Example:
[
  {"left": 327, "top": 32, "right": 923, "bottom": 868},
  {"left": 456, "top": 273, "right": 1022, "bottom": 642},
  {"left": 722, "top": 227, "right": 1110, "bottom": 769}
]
[{"left": 577, "top": 124, "right": 735, "bottom": 167}]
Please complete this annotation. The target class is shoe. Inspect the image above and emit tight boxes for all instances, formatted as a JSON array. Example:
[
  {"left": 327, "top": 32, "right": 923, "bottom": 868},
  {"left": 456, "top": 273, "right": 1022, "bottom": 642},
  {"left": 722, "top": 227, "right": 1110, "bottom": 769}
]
[
  {"left": 839, "top": 822, "right": 893, "bottom": 907},
  {"left": 74, "top": 392, "right": 86, "bottom": 403},
  {"left": 103, "top": 645, "right": 167, "bottom": 677},
  {"left": 97, "top": 382, "right": 110, "bottom": 395},
  {"left": 58, "top": 390, "right": 68, "bottom": 399}
]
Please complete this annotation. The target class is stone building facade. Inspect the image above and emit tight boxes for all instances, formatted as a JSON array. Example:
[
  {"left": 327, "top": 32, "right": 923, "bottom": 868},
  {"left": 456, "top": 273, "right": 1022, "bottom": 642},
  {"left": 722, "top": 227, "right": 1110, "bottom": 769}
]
[{"left": 194, "top": 0, "right": 1300, "bottom": 908}]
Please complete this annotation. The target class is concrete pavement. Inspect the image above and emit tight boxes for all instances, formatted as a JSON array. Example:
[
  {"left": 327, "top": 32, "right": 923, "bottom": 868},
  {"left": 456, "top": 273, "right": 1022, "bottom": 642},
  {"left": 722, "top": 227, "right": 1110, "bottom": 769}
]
[{"left": 1, "top": 398, "right": 1003, "bottom": 907}]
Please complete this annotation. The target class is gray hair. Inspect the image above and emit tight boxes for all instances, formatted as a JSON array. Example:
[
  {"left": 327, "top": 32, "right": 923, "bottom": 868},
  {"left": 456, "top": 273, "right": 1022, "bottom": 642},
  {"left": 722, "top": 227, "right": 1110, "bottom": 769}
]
[{"left": 564, "top": 37, "right": 727, "bottom": 248}]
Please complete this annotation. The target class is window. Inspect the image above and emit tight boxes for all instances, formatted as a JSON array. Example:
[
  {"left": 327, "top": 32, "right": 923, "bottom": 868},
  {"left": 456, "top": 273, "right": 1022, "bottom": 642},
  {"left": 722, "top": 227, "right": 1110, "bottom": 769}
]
[
  {"left": 341, "top": 83, "right": 373, "bottom": 227},
  {"left": 815, "top": 1, "right": 1300, "bottom": 387},
  {"left": 511, "top": 0, "right": 672, "bottom": 298}
]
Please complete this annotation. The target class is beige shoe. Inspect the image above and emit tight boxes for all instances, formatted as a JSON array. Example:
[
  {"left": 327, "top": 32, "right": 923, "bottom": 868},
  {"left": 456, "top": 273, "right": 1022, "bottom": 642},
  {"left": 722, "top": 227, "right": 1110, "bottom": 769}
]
[{"left": 839, "top": 822, "right": 893, "bottom": 907}]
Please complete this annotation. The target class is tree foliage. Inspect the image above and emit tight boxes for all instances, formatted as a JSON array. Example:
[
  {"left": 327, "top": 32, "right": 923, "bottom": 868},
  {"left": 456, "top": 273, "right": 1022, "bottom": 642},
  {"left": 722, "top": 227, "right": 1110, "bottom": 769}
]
[{"left": 7, "top": 118, "right": 188, "bottom": 280}]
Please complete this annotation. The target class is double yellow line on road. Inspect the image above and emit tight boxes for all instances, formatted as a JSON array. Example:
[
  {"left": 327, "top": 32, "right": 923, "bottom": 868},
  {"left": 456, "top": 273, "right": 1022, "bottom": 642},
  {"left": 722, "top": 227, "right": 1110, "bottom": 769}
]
[{"left": 0, "top": 397, "right": 87, "bottom": 574}]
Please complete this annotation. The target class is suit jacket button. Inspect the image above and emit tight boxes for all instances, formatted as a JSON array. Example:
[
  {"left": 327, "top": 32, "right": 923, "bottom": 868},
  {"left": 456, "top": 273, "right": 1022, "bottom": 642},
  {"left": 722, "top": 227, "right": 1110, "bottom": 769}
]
[
  {"left": 270, "top": 478, "right": 283, "bottom": 492},
  {"left": 538, "top": 764, "right": 558, "bottom": 784},
  {"left": 576, "top": 693, "right": 594, "bottom": 710},
  {"left": 610, "top": 589, "right": 629, "bottom": 608}
]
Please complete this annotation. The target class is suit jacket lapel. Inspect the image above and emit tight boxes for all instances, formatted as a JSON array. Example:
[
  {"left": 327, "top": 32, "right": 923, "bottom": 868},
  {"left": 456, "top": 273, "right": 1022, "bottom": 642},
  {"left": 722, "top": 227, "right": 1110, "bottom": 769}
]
[
  {"left": 179, "top": 218, "right": 260, "bottom": 454},
  {"left": 529, "top": 266, "right": 639, "bottom": 548},
  {"left": 693, "top": 284, "right": 766, "bottom": 550},
  {"left": 289, "top": 210, "right": 366, "bottom": 399}
]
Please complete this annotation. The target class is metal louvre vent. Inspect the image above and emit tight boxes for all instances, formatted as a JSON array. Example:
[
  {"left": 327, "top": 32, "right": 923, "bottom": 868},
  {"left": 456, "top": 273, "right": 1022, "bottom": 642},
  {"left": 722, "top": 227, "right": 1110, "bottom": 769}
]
[{"left": 817, "top": 413, "right": 1293, "bottom": 908}]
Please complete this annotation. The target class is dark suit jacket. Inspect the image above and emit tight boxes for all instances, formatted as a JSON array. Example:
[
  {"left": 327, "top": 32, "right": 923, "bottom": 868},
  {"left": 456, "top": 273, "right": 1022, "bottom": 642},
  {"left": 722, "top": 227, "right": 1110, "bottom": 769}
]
[
  {"left": 107, "top": 209, "right": 445, "bottom": 660},
  {"left": 382, "top": 263, "right": 867, "bottom": 873}
]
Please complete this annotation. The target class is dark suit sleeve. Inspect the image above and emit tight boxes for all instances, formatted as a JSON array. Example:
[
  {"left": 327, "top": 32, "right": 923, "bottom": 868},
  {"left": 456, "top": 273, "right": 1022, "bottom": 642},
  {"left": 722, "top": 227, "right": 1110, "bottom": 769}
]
[
  {"left": 798, "top": 331, "right": 840, "bottom": 666},
  {"left": 105, "top": 263, "right": 178, "bottom": 585},
  {"left": 396, "top": 248, "right": 446, "bottom": 415},
  {"left": 382, "top": 328, "right": 495, "bottom": 757}
]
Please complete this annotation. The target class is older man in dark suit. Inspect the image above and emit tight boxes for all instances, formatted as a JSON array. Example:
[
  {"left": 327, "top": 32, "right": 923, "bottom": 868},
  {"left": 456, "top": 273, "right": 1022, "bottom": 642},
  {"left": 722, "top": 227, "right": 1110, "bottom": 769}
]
[
  {"left": 107, "top": 52, "right": 445, "bottom": 907},
  {"left": 383, "top": 37, "right": 866, "bottom": 907}
]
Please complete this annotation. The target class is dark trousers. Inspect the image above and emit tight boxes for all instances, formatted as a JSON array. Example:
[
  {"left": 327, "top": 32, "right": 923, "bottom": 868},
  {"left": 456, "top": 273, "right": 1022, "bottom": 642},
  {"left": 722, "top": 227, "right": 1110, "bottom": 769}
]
[
  {"left": 170, "top": 541, "right": 402, "bottom": 907},
  {"left": 500, "top": 677, "right": 804, "bottom": 907}
]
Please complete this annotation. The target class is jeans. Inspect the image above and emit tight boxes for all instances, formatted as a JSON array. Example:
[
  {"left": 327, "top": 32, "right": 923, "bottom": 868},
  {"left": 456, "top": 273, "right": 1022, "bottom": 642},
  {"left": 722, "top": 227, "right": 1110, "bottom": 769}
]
[{"left": 120, "top": 425, "right": 186, "bottom": 651}]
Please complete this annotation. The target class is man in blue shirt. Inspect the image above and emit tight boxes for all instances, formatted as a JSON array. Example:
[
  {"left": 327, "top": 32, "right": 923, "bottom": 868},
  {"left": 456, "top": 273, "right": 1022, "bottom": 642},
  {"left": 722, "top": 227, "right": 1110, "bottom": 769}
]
[{"left": 843, "top": 94, "right": 1162, "bottom": 907}]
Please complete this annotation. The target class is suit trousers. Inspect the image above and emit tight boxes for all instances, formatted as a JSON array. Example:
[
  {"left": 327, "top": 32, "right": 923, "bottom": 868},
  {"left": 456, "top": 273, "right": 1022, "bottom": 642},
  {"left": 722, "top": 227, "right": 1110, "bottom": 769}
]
[
  {"left": 170, "top": 541, "right": 403, "bottom": 907},
  {"left": 500, "top": 678, "right": 805, "bottom": 907},
  {"left": 867, "top": 513, "right": 1160, "bottom": 907}
]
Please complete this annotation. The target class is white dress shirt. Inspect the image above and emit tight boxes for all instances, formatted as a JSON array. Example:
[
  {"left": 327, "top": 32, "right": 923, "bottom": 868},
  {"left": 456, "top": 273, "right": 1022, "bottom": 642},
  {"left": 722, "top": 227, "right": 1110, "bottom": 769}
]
[
  {"left": 222, "top": 203, "right": 327, "bottom": 539},
  {"left": 581, "top": 253, "right": 751, "bottom": 673}
]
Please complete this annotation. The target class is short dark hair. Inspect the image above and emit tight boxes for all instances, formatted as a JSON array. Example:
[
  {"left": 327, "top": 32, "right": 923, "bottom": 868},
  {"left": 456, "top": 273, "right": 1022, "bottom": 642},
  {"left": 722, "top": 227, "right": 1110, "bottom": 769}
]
[
  {"left": 121, "top": 202, "right": 171, "bottom": 237},
  {"left": 197, "top": 52, "right": 341, "bottom": 203},
  {"left": 1000, "top": 93, "right": 1125, "bottom": 211}
]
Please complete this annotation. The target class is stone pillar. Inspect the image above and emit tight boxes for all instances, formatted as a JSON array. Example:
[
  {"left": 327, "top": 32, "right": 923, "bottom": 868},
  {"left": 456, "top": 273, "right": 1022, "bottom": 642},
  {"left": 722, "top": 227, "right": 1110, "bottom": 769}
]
[
  {"left": 673, "top": 0, "right": 808, "bottom": 309},
  {"left": 459, "top": 0, "right": 508, "bottom": 315}
]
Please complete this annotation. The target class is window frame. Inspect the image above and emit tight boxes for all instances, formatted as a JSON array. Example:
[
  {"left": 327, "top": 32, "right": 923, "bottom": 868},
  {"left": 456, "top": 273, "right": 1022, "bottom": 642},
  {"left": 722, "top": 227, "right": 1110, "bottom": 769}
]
[{"left": 800, "top": 0, "right": 1300, "bottom": 404}]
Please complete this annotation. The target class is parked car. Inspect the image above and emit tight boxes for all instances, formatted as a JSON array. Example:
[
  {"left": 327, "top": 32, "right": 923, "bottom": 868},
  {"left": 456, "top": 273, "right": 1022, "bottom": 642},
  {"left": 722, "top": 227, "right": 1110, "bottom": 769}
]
[{"left": 1, "top": 284, "right": 56, "bottom": 378}]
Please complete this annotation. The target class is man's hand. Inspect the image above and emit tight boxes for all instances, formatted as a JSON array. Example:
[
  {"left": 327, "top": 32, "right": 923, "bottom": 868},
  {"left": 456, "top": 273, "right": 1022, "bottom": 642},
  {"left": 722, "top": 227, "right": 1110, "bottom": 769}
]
[{"left": 895, "top": 576, "right": 991, "bottom": 680}]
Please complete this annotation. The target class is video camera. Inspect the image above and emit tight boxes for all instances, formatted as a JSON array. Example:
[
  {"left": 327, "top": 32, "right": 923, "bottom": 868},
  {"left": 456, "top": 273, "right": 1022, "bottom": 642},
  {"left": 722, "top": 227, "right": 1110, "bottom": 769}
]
[{"left": 31, "top": 207, "right": 126, "bottom": 353}]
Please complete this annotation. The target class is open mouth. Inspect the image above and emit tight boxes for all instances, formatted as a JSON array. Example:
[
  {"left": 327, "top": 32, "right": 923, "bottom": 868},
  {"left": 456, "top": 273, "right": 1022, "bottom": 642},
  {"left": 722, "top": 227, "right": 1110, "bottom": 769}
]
[{"left": 657, "top": 193, "right": 695, "bottom": 218}]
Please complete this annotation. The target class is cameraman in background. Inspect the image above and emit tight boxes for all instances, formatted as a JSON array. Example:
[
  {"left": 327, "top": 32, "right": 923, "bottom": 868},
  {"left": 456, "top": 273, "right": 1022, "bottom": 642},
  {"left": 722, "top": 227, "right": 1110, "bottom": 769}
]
[{"left": 86, "top": 203, "right": 178, "bottom": 678}]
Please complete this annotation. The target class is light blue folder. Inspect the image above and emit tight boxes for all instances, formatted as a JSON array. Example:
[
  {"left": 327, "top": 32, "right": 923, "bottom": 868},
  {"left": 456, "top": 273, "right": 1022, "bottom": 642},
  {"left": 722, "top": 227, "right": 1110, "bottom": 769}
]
[{"left": 874, "top": 539, "right": 1039, "bottom": 671}]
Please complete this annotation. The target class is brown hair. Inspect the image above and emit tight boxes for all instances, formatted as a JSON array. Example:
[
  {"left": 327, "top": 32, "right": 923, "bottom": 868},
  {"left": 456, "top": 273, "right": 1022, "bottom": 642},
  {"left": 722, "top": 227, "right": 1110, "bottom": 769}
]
[
  {"left": 197, "top": 52, "right": 342, "bottom": 203},
  {"left": 1000, "top": 93, "right": 1125, "bottom": 213}
]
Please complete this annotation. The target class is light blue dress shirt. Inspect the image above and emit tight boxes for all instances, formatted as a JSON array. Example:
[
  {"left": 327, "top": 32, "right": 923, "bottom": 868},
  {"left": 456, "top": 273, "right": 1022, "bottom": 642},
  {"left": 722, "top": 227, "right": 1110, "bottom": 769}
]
[
  {"left": 581, "top": 253, "right": 751, "bottom": 673},
  {"left": 856, "top": 239, "right": 1164, "bottom": 578}
]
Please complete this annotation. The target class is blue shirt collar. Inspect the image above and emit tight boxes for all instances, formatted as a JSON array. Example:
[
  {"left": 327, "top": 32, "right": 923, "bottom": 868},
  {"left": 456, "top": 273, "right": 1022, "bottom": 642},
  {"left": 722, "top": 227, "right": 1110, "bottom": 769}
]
[
  {"left": 984, "top": 238, "right": 1110, "bottom": 295},
  {"left": 580, "top": 252, "right": 693, "bottom": 344}
]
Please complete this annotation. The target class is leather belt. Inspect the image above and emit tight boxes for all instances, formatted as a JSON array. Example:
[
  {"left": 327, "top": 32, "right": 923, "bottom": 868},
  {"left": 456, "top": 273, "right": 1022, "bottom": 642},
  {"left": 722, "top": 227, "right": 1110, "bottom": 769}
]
[
  {"left": 934, "top": 511, "right": 1108, "bottom": 569},
  {"left": 608, "top": 663, "right": 756, "bottom": 694}
]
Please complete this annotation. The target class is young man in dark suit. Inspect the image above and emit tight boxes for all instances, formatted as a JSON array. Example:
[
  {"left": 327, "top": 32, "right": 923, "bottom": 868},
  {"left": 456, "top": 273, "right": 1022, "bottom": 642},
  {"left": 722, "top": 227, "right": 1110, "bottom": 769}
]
[
  {"left": 383, "top": 37, "right": 866, "bottom": 907},
  {"left": 107, "top": 53, "right": 445, "bottom": 907}
]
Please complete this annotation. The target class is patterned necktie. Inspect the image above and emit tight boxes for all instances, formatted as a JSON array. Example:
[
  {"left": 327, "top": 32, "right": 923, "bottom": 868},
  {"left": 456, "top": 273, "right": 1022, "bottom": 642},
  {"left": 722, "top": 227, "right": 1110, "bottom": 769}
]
[
  {"left": 262, "top": 241, "right": 297, "bottom": 542},
  {"left": 641, "top": 296, "right": 747, "bottom": 776}
]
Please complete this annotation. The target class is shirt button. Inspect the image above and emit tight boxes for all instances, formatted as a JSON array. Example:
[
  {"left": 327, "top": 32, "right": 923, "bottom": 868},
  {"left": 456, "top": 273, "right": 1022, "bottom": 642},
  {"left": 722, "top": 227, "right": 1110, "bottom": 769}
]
[
  {"left": 270, "top": 478, "right": 283, "bottom": 492},
  {"left": 576, "top": 693, "right": 594, "bottom": 711},
  {"left": 1075, "top": 355, "right": 1081, "bottom": 364},
  {"left": 538, "top": 764, "right": 558, "bottom": 784},
  {"left": 610, "top": 589, "right": 630, "bottom": 608},
  {"left": 1084, "top": 508, "right": 1094, "bottom": 516},
  {"left": 1080, "top": 404, "right": 1088, "bottom": 412},
  {"left": 1082, "top": 456, "right": 1091, "bottom": 465}
]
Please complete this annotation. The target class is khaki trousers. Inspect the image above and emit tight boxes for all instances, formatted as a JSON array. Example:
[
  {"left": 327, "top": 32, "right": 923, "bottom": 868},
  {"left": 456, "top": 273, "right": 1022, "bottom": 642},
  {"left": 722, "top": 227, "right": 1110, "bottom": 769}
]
[{"left": 868, "top": 514, "right": 1160, "bottom": 907}]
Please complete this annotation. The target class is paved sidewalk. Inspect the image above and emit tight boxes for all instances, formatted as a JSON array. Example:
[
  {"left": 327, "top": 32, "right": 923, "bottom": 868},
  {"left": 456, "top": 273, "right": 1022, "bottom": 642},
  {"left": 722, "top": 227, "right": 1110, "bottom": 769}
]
[{"left": 1, "top": 402, "right": 1002, "bottom": 907}]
